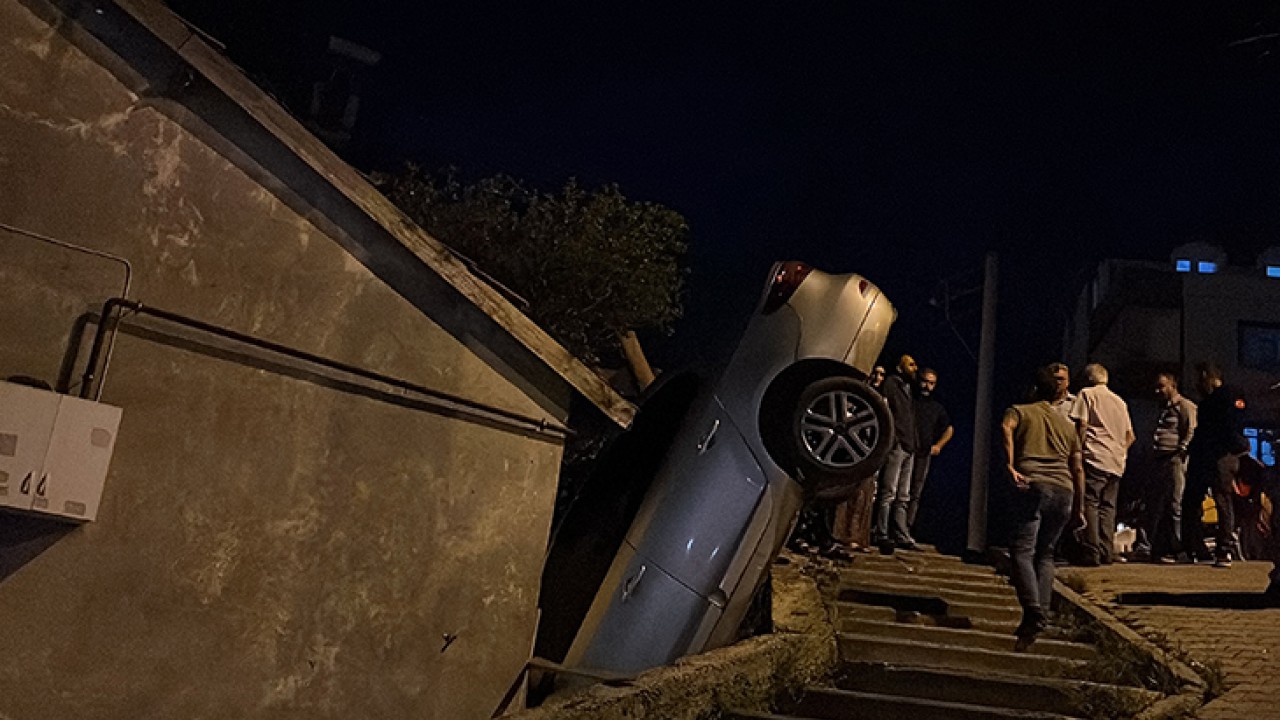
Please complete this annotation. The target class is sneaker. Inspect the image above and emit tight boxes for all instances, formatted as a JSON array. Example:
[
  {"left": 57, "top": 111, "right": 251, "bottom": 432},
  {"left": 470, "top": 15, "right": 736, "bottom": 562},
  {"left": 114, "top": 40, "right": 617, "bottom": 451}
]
[
  {"left": 1157, "top": 555, "right": 1178, "bottom": 564},
  {"left": 1213, "top": 554, "right": 1233, "bottom": 569},
  {"left": 1013, "top": 610, "right": 1046, "bottom": 652}
]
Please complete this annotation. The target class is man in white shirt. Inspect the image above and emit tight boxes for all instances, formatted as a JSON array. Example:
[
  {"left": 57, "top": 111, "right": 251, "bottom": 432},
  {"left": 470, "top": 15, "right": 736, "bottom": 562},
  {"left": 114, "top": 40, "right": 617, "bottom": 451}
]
[{"left": 1070, "top": 363, "right": 1135, "bottom": 565}]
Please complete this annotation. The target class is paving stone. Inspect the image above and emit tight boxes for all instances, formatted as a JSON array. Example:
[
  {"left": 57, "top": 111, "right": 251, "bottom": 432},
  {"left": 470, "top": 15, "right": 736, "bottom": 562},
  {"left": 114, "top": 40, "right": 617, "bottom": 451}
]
[{"left": 1063, "top": 560, "right": 1280, "bottom": 719}]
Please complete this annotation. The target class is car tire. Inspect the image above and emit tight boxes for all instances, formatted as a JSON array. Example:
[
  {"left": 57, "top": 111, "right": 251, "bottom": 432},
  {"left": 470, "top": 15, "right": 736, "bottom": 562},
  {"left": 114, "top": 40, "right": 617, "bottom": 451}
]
[{"left": 786, "top": 375, "right": 893, "bottom": 500}]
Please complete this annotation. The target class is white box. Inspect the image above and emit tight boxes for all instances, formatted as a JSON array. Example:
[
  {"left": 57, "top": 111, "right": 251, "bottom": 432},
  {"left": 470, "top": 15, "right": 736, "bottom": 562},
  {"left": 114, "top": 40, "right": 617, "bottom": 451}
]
[{"left": 0, "top": 381, "right": 122, "bottom": 521}]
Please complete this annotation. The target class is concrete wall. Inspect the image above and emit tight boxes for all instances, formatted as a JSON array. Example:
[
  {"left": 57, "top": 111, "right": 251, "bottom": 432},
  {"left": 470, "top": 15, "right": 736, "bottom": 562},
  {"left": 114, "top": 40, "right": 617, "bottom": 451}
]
[
  {"left": 1183, "top": 271, "right": 1280, "bottom": 419},
  {"left": 0, "top": 2, "right": 564, "bottom": 718},
  {"left": 1070, "top": 261, "right": 1280, "bottom": 422}
]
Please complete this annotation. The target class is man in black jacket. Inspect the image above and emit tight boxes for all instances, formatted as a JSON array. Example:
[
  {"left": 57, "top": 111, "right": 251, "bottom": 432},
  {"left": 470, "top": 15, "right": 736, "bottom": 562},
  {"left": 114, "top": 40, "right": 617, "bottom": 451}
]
[
  {"left": 1184, "top": 362, "right": 1248, "bottom": 567},
  {"left": 873, "top": 354, "right": 919, "bottom": 552},
  {"left": 907, "top": 367, "right": 954, "bottom": 534}
]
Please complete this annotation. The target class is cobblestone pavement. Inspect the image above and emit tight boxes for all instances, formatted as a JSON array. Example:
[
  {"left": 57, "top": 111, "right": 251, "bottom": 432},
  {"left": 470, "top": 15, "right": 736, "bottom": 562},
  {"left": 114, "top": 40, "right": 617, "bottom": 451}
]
[{"left": 1065, "top": 560, "right": 1278, "bottom": 719}]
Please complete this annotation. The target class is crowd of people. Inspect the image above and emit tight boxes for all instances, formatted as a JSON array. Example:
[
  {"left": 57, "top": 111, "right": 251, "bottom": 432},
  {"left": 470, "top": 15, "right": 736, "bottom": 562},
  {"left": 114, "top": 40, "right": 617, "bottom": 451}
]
[
  {"left": 787, "top": 355, "right": 1280, "bottom": 651},
  {"left": 1003, "top": 360, "right": 1280, "bottom": 649},
  {"left": 789, "top": 354, "right": 954, "bottom": 560}
]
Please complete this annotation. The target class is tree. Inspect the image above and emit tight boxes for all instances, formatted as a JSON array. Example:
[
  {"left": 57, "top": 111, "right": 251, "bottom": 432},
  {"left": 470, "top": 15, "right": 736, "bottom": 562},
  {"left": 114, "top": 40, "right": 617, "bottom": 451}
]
[{"left": 377, "top": 167, "right": 688, "bottom": 376}]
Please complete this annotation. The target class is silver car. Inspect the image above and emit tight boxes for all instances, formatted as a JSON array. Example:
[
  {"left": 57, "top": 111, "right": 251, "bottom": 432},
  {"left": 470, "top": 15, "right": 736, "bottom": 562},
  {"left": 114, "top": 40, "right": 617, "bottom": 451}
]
[{"left": 545, "top": 262, "right": 896, "bottom": 678}]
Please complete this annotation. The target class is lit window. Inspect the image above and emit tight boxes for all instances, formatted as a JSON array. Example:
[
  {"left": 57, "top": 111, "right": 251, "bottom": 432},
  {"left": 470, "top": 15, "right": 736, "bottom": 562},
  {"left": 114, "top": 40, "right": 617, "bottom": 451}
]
[
  {"left": 1245, "top": 427, "right": 1275, "bottom": 467},
  {"left": 1268, "top": 266, "right": 1280, "bottom": 278},
  {"left": 1198, "top": 261, "right": 1217, "bottom": 274},
  {"left": 1175, "top": 259, "right": 1191, "bottom": 272}
]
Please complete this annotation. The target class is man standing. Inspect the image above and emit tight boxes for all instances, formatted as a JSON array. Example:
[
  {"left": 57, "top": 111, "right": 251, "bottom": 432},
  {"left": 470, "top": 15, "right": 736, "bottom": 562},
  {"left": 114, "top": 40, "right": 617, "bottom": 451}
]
[
  {"left": 832, "top": 364, "right": 889, "bottom": 551},
  {"left": 907, "top": 367, "right": 954, "bottom": 532},
  {"left": 1070, "top": 363, "right": 1134, "bottom": 565},
  {"left": 869, "top": 365, "right": 886, "bottom": 392},
  {"left": 1146, "top": 372, "right": 1196, "bottom": 563},
  {"left": 874, "top": 354, "right": 919, "bottom": 552},
  {"left": 1048, "top": 363, "right": 1075, "bottom": 420},
  {"left": 1002, "top": 365, "right": 1086, "bottom": 650},
  {"left": 1185, "top": 362, "right": 1248, "bottom": 567}
]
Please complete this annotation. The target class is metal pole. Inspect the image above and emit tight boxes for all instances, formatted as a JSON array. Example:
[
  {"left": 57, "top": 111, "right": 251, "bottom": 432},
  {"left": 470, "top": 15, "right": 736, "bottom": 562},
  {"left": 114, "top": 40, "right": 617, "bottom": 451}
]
[{"left": 968, "top": 252, "right": 998, "bottom": 553}]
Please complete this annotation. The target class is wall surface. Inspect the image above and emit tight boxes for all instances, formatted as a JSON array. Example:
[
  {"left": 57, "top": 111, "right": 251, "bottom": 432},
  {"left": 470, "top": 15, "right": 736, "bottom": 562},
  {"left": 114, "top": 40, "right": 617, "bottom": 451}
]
[
  {"left": 1183, "top": 271, "right": 1280, "bottom": 419},
  {"left": 0, "top": 2, "right": 563, "bottom": 718}
]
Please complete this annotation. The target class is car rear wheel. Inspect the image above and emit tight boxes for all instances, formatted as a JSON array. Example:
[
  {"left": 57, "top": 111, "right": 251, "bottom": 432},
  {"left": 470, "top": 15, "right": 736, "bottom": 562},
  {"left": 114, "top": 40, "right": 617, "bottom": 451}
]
[{"left": 789, "top": 376, "right": 892, "bottom": 499}]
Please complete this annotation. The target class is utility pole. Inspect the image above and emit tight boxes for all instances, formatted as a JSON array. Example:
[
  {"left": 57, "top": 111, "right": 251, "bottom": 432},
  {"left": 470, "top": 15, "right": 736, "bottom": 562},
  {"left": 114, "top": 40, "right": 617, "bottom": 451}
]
[{"left": 968, "top": 252, "right": 998, "bottom": 553}]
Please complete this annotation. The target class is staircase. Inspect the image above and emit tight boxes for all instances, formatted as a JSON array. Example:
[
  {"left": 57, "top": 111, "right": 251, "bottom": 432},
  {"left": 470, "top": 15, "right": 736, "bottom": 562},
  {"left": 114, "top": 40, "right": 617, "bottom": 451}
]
[{"left": 726, "top": 548, "right": 1160, "bottom": 720}]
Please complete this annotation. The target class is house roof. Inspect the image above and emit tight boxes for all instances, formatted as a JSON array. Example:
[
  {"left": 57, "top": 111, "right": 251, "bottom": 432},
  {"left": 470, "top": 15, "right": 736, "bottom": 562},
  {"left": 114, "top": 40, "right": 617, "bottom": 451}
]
[{"left": 100, "top": 0, "right": 636, "bottom": 427}]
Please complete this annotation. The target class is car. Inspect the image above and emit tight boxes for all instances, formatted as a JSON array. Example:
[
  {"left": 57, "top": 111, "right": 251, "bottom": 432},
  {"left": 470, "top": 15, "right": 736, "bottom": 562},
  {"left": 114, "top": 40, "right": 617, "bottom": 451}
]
[{"left": 537, "top": 261, "right": 896, "bottom": 681}]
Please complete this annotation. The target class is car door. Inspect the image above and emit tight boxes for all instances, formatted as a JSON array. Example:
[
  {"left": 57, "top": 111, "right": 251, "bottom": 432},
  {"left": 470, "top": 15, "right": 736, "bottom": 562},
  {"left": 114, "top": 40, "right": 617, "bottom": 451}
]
[
  {"left": 624, "top": 396, "right": 768, "bottom": 600},
  {"left": 568, "top": 541, "right": 717, "bottom": 675}
]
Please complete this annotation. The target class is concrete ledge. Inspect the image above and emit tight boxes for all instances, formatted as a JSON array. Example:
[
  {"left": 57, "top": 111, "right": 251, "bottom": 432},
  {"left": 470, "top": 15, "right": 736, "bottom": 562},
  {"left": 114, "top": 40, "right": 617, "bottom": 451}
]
[
  {"left": 509, "top": 563, "right": 837, "bottom": 719},
  {"left": 1053, "top": 580, "right": 1206, "bottom": 719}
]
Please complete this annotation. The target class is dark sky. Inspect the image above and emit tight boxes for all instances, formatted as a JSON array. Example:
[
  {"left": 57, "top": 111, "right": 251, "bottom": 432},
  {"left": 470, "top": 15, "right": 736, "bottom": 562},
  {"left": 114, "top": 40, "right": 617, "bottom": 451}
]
[
  {"left": 171, "top": 2, "right": 1280, "bottom": 372},
  {"left": 169, "top": 1, "right": 1280, "bottom": 545}
]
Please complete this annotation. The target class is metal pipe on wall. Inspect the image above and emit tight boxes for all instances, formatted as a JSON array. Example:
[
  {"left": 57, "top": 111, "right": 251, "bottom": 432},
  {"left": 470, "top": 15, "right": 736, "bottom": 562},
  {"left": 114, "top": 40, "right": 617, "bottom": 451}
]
[
  {"left": 79, "top": 298, "right": 569, "bottom": 440},
  {"left": 0, "top": 221, "right": 134, "bottom": 398}
]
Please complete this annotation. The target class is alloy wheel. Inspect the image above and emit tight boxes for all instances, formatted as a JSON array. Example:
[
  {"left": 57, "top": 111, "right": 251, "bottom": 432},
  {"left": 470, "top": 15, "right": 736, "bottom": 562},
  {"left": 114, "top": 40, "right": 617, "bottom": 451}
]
[{"left": 799, "top": 388, "right": 880, "bottom": 468}]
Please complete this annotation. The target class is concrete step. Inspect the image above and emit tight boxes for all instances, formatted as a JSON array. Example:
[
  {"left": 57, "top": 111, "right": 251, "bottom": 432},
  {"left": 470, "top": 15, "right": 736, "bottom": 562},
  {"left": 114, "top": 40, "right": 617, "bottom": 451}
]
[
  {"left": 834, "top": 663, "right": 1158, "bottom": 717},
  {"left": 838, "top": 590, "right": 1024, "bottom": 625},
  {"left": 838, "top": 633, "right": 1088, "bottom": 678},
  {"left": 835, "top": 598, "right": 1028, "bottom": 635},
  {"left": 840, "top": 567, "right": 1016, "bottom": 597},
  {"left": 838, "top": 579, "right": 1021, "bottom": 609},
  {"left": 848, "top": 556, "right": 1004, "bottom": 583},
  {"left": 789, "top": 688, "right": 1079, "bottom": 720},
  {"left": 837, "top": 618, "right": 1096, "bottom": 661}
]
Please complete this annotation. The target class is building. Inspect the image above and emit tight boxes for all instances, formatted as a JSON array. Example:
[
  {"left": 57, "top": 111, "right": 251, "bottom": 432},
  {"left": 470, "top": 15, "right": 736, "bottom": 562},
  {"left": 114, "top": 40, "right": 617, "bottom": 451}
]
[
  {"left": 1064, "top": 243, "right": 1280, "bottom": 472},
  {"left": 0, "top": 0, "right": 633, "bottom": 718}
]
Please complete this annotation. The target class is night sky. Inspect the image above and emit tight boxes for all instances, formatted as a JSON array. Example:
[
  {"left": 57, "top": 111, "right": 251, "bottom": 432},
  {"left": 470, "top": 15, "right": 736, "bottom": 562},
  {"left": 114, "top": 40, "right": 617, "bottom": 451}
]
[{"left": 170, "top": 2, "right": 1280, "bottom": 542}]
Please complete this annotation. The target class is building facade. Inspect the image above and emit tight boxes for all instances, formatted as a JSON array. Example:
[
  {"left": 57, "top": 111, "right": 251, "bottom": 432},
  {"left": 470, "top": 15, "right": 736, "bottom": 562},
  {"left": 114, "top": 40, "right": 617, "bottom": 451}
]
[{"left": 1064, "top": 250, "right": 1280, "bottom": 471}]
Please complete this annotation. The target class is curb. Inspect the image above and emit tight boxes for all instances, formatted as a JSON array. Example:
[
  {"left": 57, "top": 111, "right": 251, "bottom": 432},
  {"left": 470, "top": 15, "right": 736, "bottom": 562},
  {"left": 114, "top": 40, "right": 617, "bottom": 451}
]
[
  {"left": 508, "top": 562, "right": 837, "bottom": 719},
  {"left": 1053, "top": 580, "right": 1206, "bottom": 719}
]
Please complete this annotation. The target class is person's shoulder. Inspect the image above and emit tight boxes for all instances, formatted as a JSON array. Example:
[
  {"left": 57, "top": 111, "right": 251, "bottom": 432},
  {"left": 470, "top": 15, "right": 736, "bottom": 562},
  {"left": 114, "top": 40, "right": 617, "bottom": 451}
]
[{"left": 1178, "top": 396, "right": 1197, "bottom": 411}]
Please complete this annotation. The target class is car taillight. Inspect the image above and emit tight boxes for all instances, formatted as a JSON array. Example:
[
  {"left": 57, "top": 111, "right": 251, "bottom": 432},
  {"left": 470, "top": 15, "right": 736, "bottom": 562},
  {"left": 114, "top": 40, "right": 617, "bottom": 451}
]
[{"left": 761, "top": 261, "right": 813, "bottom": 314}]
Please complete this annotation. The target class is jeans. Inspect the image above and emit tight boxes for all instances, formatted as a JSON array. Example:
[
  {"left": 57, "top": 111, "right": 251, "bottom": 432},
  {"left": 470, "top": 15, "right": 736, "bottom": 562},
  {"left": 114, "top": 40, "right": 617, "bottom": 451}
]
[
  {"left": 907, "top": 452, "right": 932, "bottom": 529},
  {"left": 1212, "top": 454, "right": 1240, "bottom": 558},
  {"left": 1083, "top": 466, "right": 1121, "bottom": 563},
  {"left": 1010, "top": 483, "right": 1074, "bottom": 616},
  {"left": 1184, "top": 453, "right": 1240, "bottom": 559},
  {"left": 874, "top": 443, "right": 915, "bottom": 544},
  {"left": 1144, "top": 453, "right": 1185, "bottom": 558}
]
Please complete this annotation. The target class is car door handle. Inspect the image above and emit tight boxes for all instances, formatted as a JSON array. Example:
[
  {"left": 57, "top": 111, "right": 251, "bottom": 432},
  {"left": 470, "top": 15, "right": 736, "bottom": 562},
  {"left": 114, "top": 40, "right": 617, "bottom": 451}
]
[
  {"left": 696, "top": 419, "right": 720, "bottom": 455},
  {"left": 622, "top": 564, "right": 647, "bottom": 602}
]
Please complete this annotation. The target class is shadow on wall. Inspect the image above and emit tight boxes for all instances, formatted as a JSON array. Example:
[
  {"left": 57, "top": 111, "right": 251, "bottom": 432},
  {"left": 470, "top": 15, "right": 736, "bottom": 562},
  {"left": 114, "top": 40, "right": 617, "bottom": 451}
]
[
  {"left": 0, "top": 375, "right": 77, "bottom": 583},
  {"left": 0, "top": 514, "right": 75, "bottom": 584}
]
